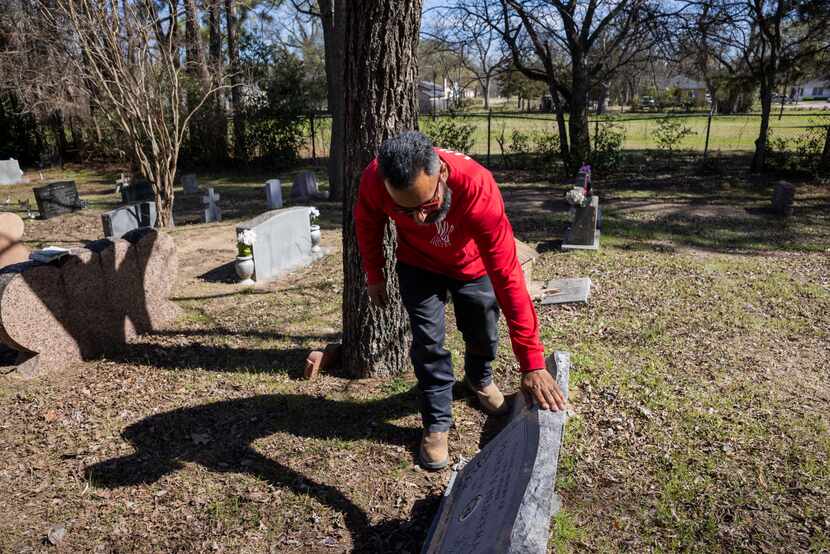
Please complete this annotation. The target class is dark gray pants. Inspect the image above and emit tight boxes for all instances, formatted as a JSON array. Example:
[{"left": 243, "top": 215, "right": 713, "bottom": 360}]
[{"left": 397, "top": 262, "right": 500, "bottom": 432}]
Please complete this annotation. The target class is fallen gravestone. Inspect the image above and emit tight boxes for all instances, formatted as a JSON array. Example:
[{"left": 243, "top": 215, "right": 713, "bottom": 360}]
[
  {"left": 541, "top": 277, "right": 592, "bottom": 305},
  {"left": 772, "top": 181, "right": 794, "bottom": 217},
  {"left": 422, "top": 352, "right": 570, "bottom": 554},
  {"left": 562, "top": 195, "right": 600, "bottom": 251},
  {"left": 265, "top": 179, "right": 283, "bottom": 209},
  {"left": 33, "top": 181, "right": 84, "bottom": 219},
  {"left": 0, "top": 229, "right": 179, "bottom": 377},
  {"left": 203, "top": 187, "right": 221, "bottom": 223},
  {"left": 181, "top": 173, "right": 199, "bottom": 194},
  {"left": 0, "top": 212, "right": 30, "bottom": 269},
  {"left": 236, "top": 207, "right": 323, "bottom": 283},
  {"left": 101, "top": 202, "right": 158, "bottom": 238},
  {"left": 291, "top": 171, "right": 325, "bottom": 203},
  {"left": 121, "top": 178, "right": 155, "bottom": 203},
  {"left": 0, "top": 159, "right": 25, "bottom": 186}
]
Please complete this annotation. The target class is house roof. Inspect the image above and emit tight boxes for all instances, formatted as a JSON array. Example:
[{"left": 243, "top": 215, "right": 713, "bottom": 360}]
[
  {"left": 419, "top": 81, "right": 446, "bottom": 98},
  {"left": 665, "top": 75, "right": 706, "bottom": 90}
]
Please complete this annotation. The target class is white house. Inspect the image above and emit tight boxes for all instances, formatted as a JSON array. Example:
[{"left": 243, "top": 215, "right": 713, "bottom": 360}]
[{"left": 790, "top": 79, "right": 830, "bottom": 101}]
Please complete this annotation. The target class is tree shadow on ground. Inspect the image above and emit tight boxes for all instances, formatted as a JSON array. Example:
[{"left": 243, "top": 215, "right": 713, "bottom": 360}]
[{"left": 85, "top": 389, "right": 441, "bottom": 552}]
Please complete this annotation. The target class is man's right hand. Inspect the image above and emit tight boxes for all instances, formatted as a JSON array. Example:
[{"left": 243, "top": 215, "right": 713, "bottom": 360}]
[{"left": 367, "top": 282, "right": 388, "bottom": 307}]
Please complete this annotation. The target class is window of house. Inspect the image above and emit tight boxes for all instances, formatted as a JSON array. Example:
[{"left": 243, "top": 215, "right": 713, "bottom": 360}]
[{"left": 812, "top": 87, "right": 825, "bottom": 96}]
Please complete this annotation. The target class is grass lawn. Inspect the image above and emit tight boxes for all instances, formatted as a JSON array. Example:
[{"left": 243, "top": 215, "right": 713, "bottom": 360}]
[{"left": 0, "top": 156, "right": 828, "bottom": 552}]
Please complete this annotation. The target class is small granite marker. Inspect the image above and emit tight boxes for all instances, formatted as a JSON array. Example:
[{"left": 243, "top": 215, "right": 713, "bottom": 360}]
[
  {"left": 422, "top": 352, "right": 570, "bottom": 554},
  {"left": 541, "top": 277, "right": 592, "bottom": 305},
  {"left": 101, "top": 202, "right": 157, "bottom": 238},
  {"left": 202, "top": 187, "right": 221, "bottom": 223},
  {"left": 265, "top": 179, "right": 283, "bottom": 209},
  {"left": 181, "top": 173, "right": 199, "bottom": 194},
  {"left": 0, "top": 159, "right": 25, "bottom": 186},
  {"left": 562, "top": 195, "right": 600, "bottom": 251}
]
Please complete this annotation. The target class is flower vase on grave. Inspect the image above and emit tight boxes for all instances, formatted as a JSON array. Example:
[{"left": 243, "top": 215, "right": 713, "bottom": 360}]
[
  {"left": 310, "top": 225, "right": 321, "bottom": 253},
  {"left": 235, "top": 230, "right": 256, "bottom": 285}
]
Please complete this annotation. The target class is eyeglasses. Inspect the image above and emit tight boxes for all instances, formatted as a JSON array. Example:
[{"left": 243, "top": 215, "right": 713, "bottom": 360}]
[{"left": 393, "top": 175, "right": 444, "bottom": 216}]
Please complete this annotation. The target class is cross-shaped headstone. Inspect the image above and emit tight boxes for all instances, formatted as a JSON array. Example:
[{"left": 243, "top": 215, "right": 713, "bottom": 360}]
[
  {"left": 115, "top": 173, "right": 130, "bottom": 194},
  {"left": 202, "top": 187, "right": 221, "bottom": 223}
]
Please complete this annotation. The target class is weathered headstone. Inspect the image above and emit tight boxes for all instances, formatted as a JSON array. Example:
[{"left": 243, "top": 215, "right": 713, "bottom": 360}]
[
  {"left": 0, "top": 229, "right": 179, "bottom": 377},
  {"left": 422, "top": 352, "right": 570, "bottom": 554},
  {"left": 236, "top": 207, "right": 322, "bottom": 283},
  {"left": 202, "top": 187, "right": 221, "bottom": 223},
  {"left": 0, "top": 159, "right": 24, "bottom": 186},
  {"left": 265, "top": 179, "right": 283, "bottom": 209},
  {"left": 0, "top": 212, "right": 30, "bottom": 269},
  {"left": 772, "top": 181, "right": 795, "bottom": 217},
  {"left": 121, "top": 178, "right": 155, "bottom": 203},
  {"left": 115, "top": 173, "right": 130, "bottom": 195},
  {"left": 181, "top": 173, "right": 199, "bottom": 194},
  {"left": 541, "top": 277, "right": 592, "bottom": 305},
  {"left": 290, "top": 171, "right": 320, "bottom": 203},
  {"left": 562, "top": 195, "right": 600, "bottom": 250},
  {"left": 101, "top": 202, "right": 158, "bottom": 238},
  {"left": 32, "top": 181, "right": 84, "bottom": 219}
]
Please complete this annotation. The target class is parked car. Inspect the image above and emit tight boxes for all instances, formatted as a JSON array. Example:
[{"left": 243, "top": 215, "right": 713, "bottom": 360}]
[{"left": 640, "top": 95, "right": 657, "bottom": 111}]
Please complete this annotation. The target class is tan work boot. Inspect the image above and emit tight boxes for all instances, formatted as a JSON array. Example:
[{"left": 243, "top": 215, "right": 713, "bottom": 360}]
[
  {"left": 419, "top": 430, "right": 449, "bottom": 470},
  {"left": 465, "top": 379, "right": 509, "bottom": 416}
]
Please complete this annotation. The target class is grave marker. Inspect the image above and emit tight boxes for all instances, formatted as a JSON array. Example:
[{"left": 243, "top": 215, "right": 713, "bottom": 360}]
[
  {"left": 265, "top": 179, "right": 283, "bottom": 209},
  {"left": 120, "top": 178, "right": 155, "bottom": 203},
  {"left": 541, "top": 277, "right": 592, "bottom": 305},
  {"left": 181, "top": 173, "right": 199, "bottom": 194},
  {"left": 291, "top": 171, "right": 322, "bottom": 202},
  {"left": 0, "top": 159, "right": 24, "bottom": 186},
  {"left": 562, "top": 195, "right": 600, "bottom": 251},
  {"left": 423, "top": 352, "right": 570, "bottom": 554},
  {"left": 772, "top": 181, "right": 794, "bottom": 217},
  {"left": 202, "top": 187, "right": 221, "bottom": 223},
  {"left": 101, "top": 202, "right": 158, "bottom": 238},
  {"left": 33, "top": 181, "right": 84, "bottom": 219}
]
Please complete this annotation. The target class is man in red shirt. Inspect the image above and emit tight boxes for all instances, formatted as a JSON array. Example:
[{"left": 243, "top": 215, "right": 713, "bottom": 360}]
[{"left": 355, "top": 131, "right": 565, "bottom": 469}]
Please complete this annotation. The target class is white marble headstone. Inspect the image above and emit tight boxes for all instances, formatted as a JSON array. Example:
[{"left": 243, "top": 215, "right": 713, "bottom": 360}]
[{"left": 265, "top": 179, "right": 283, "bottom": 209}]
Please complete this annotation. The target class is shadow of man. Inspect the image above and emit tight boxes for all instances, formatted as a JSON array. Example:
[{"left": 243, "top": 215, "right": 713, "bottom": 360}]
[{"left": 85, "top": 389, "right": 441, "bottom": 552}]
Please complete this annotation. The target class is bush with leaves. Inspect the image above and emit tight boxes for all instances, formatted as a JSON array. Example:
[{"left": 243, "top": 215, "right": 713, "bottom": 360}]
[
  {"left": 530, "top": 129, "right": 561, "bottom": 168},
  {"left": 654, "top": 116, "right": 696, "bottom": 154},
  {"left": 765, "top": 121, "right": 828, "bottom": 175},
  {"left": 421, "top": 117, "right": 476, "bottom": 153},
  {"left": 589, "top": 119, "right": 625, "bottom": 171}
]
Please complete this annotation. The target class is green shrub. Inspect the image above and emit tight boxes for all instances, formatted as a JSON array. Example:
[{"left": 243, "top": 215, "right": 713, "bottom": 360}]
[
  {"left": 530, "top": 129, "right": 561, "bottom": 168},
  {"left": 421, "top": 117, "right": 476, "bottom": 153},
  {"left": 590, "top": 119, "right": 625, "bottom": 171},
  {"left": 654, "top": 116, "right": 696, "bottom": 154},
  {"left": 765, "top": 122, "right": 828, "bottom": 174}
]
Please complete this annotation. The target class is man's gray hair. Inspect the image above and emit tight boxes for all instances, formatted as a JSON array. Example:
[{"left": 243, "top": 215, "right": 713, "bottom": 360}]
[{"left": 378, "top": 131, "right": 440, "bottom": 190}]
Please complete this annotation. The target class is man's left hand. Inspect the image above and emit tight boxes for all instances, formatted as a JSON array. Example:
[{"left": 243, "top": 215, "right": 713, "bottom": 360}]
[{"left": 520, "top": 369, "right": 567, "bottom": 411}]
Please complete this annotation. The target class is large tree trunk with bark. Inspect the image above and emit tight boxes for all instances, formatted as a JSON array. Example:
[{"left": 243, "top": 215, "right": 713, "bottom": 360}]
[
  {"left": 319, "top": 0, "right": 345, "bottom": 201},
  {"left": 206, "top": 0, "right": 228, "bottom": 162},
  {"left": 224, "top": 0, "right": 246, "bottom": 161},
  {"left": 569, "top": 61, "right": 591, "bottom": 171},
  {"left": 341, "top": 0, "right": 422, "bottom": 378},
  {"left": 752, "top": 76, "right": 774, "bottom": 172},
  {"left": 549, "top": 85, "right": 570, "bottom": 165}
]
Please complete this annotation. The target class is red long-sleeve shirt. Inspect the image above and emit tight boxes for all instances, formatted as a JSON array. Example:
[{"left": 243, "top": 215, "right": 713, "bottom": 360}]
[{"left": 354, "top": 147, "right": 545, "bottom": 372}]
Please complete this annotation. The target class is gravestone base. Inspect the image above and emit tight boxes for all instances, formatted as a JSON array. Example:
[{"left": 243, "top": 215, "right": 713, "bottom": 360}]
[
  {"left": 422, "top": 351, "right": 570, "bottom": 554},
  {"left": 561, "top": 231, "right": 600, "bottom": 251}
]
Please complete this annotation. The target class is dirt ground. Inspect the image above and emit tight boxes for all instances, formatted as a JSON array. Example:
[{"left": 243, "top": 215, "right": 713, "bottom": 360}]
[{"left": 1, "top": 159, "right": 829, "bottom": 552}]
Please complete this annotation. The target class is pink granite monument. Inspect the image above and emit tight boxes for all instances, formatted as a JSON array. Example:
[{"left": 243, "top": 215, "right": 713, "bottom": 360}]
[{"left": 0, "top": 229, "right": 180, "bottom": 377}]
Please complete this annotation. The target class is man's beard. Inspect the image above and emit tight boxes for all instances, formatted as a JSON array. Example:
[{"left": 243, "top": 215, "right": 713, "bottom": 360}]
[{"left": 423, "top": 186, "right": 452, "bottom": 224}]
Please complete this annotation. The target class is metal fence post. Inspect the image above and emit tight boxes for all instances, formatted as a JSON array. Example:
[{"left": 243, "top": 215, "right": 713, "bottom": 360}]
[{"left": 487, "top": 109, "right": 492, "bottom": 167}]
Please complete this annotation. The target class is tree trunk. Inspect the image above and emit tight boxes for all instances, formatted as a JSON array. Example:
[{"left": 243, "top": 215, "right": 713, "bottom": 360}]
[
  {"left": 207, "top": 0, "right": 228, "bottom": 161},
  {"left": 483, "top": 78, "right": 490, "bottom": 109},
  {"left": 752, "top": 77, "right": 773, "bottom": 172},
  {"left": 341, "top": 0, "right": 422, "bottom": 378},
  {"left": 569, "top": 61, "right": 591, "bottom": 171},
  {"left": 549, "top": 84, "right": 570, "bottom": 165},
  {"left": 183, "top": 0, "right": 210, "bottom": 88},
  {"left": 224, "top": 0, "right": 246, "bottom": 161},
  {"left": 319, "top": 0, "right": 345, "bottom": 201},
  {"left": 820, "top": 125, "right": 830, "bottom": 172}
]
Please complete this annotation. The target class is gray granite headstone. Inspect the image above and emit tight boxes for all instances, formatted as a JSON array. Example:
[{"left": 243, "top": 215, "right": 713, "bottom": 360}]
[
  {"left": 121, "top": 178, "right": 155, "bottom": 203},
  {"left": 771, "top": 181, "right": 794, "bottom": 216},
  {"left": 181, "top": 173, "right": 199, "bottom": 194},
  {"left": 236, "top": 207, "right": 322, "bottom": 283},
  {"left": 0, "top": 159, "right": 25, "bottom": 186},
  {"left": 290, "top": 171, "right": 319, "bottom": 202},
  {"left": 541, "top": 277, "right": 592, "bottom": 305},
  {"left": 101, "top": 202, "right": 157, "bottom": 238},
  {"left": 202, "top": 187, "right": 221, "bottom": 223},
  {"left": 562, "top": 195, "right": 600, "bottom": 251},
  {"left": 33, "top": 181, "right": 84, "bottom": 219},
  {"left": 265, "top": 179, "right": 283, "bottom": 209},
  {"left": 423, "top": 352, "right": 570, "bottom": 554}
]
